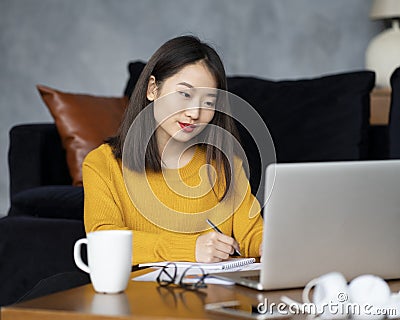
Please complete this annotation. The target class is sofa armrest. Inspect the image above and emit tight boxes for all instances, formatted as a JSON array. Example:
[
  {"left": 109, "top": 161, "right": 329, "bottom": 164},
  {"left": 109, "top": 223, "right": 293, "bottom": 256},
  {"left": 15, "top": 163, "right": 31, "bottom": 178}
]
[
  {"left": 8, "top": 123, "right": 72, "bottom": 198},
  {"left": 0, "top": 216, "right": 87, "bottom": 306}
]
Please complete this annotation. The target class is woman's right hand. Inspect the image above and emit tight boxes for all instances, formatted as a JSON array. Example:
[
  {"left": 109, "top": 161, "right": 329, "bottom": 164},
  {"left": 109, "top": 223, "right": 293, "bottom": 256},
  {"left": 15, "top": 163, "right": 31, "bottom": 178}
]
[{"left": 195, "top": 232, "right": 240, "bottom": 263}]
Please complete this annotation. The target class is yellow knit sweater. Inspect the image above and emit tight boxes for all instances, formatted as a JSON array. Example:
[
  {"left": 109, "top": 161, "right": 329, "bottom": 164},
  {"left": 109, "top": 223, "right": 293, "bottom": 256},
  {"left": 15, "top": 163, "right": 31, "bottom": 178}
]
[{"left": 83, "top": 144, "right": 263, "bottom": 265}]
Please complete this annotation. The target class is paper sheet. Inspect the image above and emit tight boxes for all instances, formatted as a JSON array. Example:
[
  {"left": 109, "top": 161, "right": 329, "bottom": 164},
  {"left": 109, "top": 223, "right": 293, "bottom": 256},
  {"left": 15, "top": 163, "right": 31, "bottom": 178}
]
[{"left": 138, "top": 257, "right": 256, "bottom": 270}]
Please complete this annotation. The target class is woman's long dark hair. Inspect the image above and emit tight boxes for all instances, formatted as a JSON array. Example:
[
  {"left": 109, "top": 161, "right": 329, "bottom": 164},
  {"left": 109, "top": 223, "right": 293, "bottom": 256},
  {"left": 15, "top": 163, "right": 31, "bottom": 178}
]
[{"left": 108, "top": 35, "right": 240, "bottom": 199}]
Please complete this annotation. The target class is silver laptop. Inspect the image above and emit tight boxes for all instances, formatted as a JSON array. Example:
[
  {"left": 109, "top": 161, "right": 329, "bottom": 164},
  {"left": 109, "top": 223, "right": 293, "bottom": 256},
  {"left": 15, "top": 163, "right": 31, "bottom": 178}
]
[{"left": 214, "top": 160, "right": 400, "bottom": 290}]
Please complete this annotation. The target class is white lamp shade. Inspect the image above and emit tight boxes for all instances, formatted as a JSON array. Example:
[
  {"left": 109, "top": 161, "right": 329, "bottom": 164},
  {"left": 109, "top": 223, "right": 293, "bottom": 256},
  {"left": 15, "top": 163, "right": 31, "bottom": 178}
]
[
  {"left": 366, "top": 21, "right": 400, "bottom": 88},
  {"left": 370, "top": 0, "right": 400, "bottom": 20}
]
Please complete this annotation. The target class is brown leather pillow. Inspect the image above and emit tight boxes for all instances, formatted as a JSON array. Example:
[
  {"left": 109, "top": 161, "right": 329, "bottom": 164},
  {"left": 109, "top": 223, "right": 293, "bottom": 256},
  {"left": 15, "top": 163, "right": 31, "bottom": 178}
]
[{"left": 37, "top": 85, "right": 128, "bottom": 186}]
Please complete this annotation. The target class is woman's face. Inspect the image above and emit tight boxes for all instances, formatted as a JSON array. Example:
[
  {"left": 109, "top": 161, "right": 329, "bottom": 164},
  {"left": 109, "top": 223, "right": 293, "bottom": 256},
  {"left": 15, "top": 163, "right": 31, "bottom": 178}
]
[{"left": 148, "top": 61, "right": 217, "bottom": 147}]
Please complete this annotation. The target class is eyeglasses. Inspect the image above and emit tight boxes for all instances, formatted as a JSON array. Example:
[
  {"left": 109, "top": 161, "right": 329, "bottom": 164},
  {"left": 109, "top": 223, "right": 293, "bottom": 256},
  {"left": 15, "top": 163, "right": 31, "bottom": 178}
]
[{"left": 156, "top": 262, "right": 208, "bottom": 290}]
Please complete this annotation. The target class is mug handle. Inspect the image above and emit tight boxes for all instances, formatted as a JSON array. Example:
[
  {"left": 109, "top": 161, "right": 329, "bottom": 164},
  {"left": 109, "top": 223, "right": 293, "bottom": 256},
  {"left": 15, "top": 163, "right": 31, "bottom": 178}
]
[
  {"left": 73, "top": 238, "right": 90, "bottom": 273},
  {"left": 302, "top": 277, "right": 319, "bottom": 303}
]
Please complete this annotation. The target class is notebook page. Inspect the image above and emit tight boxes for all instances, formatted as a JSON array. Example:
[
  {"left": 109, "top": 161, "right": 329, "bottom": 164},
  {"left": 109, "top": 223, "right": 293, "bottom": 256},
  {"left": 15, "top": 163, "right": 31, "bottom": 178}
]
[{"left": 138, "top": 257, "right": 256, "bottom": 270}]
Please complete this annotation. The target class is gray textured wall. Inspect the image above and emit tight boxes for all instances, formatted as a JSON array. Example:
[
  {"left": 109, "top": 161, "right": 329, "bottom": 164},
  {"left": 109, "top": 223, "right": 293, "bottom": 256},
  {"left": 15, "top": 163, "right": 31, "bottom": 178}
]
[{"left": 0, "top": 0, "right": 383, "bottom": 216}]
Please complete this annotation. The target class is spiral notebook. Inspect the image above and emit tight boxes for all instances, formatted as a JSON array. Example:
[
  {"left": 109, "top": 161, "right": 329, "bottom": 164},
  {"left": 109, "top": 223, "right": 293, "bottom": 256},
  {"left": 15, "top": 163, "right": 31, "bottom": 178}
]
[{"left": 138, "top": 258, "right": 256, "bottom": 270}]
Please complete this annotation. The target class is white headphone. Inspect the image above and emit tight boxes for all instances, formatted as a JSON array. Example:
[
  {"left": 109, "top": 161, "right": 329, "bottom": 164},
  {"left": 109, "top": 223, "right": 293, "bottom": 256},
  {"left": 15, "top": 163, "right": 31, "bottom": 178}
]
[{"left": 281, "top": 272, "right": 400, "bottom": 319}]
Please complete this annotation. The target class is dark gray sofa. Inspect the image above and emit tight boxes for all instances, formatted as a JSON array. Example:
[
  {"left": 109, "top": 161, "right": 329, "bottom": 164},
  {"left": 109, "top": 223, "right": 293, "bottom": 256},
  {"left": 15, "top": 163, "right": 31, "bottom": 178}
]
[{"left": 1, "top": 63, "right": 382, "bottom": 306}]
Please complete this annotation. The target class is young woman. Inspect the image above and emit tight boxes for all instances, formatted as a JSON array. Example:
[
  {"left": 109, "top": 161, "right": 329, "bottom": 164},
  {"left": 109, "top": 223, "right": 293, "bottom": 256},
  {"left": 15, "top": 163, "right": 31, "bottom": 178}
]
[{"left": 83, "top": 35, "right": 263, "bottom": 264}]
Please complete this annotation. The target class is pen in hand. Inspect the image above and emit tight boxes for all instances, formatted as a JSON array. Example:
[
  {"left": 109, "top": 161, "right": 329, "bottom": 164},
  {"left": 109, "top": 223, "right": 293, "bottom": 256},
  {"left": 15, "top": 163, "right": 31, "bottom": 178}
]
[{"left": 206, "top": 219, "right": 241, "bottom": 256}]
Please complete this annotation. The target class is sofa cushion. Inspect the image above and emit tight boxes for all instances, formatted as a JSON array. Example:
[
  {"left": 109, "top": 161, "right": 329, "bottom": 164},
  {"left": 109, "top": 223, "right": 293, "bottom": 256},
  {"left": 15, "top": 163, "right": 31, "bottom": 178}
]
[
  {"left": 228, "top": 72, "right": 374, "bottom": 194},
  {"left": 37, "top": 85, "right": 128, "bottom": 186},
  {"left": 228, "top": 72, "right": 374, "bottom": 161},
  {"left": 10, "top": 186, "right": 84, "bottom": 220},
  {"left": 123, "top": 61, "right": 147, "bottom": 97}
]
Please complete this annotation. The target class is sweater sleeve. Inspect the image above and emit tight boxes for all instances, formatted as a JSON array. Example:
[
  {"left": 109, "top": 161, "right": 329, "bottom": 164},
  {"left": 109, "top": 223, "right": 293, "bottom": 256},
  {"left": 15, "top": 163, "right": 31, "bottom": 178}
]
[
  {"left": 82, "top": 147, "right": 198, "bottom": 265},
  {"left": 231, "top": 164, "right": 264, "bottom": 258}
]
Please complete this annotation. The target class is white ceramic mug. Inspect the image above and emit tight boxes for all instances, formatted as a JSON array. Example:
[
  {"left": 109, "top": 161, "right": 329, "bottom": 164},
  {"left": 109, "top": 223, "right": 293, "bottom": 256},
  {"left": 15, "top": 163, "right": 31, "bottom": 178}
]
[
  {"left": 74, "top": 230, "right": 132, "bottom": 294},
  {"left": 302, "top": 271, "right": 349, "bottom": 319}
]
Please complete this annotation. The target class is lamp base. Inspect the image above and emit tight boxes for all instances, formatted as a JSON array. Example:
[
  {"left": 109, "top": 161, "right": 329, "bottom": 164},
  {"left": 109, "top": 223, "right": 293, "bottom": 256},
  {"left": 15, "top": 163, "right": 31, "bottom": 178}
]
[{"left": 366, "top": 20, "right": 400, "bottom": 88}]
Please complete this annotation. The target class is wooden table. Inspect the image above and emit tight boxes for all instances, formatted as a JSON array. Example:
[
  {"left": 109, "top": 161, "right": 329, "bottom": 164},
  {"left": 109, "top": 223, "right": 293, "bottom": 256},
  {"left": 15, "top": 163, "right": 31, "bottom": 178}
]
[
  {"left": 1, "top": 270, "right": 399, "bottom": 320},
  {"left": 0, "top": 268, "right": 303, "bottom": 320}
]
